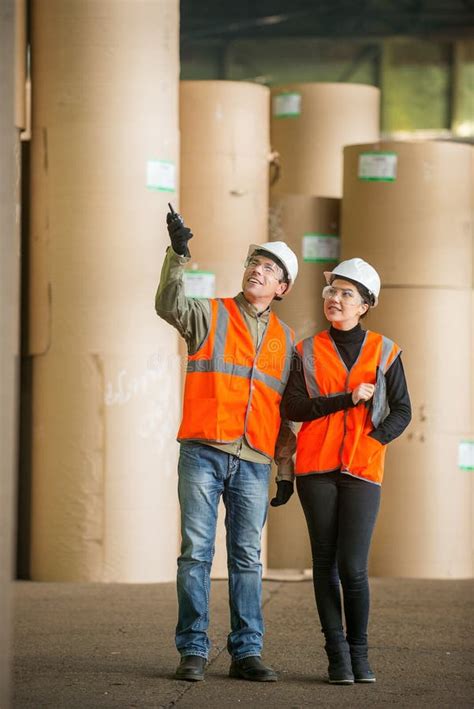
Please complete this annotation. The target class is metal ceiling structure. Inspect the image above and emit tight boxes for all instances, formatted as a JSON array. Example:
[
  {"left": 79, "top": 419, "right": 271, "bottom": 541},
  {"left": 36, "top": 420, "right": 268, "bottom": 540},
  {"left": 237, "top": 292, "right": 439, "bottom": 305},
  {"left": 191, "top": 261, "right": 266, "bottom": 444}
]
[{"left": 180, "top": 0, "right": 474, "bottom": 42}]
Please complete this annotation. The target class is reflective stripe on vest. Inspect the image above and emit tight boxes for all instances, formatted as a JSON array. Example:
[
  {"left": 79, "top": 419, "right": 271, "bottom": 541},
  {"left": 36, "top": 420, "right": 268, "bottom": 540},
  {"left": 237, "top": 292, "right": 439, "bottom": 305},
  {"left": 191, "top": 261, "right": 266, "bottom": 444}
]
[
  {"left": 178, "top": 297, "right": 294, "bottom": 457},
  {"left": 295, "top": 330, "right": 401, "bottom": 485}
]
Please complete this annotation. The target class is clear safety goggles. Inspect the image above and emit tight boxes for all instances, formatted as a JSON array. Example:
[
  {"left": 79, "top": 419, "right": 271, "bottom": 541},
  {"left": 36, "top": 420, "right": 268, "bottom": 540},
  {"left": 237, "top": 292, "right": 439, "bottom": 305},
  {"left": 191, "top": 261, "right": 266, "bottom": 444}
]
[
  {"left": 245, "top": 256, "right": 283, "bottom": 279},
  {"left": 322, "top": 284, "right": 363, "bottom": 304}
]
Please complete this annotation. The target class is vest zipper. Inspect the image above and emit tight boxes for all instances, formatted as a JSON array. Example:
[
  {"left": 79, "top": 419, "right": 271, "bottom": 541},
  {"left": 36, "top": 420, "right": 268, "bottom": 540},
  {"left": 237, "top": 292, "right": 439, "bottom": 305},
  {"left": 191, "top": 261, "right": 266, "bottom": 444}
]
[{"left": 340, "top": 370, "right": 350, "bottom": 472}]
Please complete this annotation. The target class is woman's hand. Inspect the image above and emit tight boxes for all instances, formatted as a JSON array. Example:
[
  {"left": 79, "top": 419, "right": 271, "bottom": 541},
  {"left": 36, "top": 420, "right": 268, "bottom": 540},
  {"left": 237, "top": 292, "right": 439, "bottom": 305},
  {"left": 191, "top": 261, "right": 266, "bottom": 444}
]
[{"left": 352, "top": 383, "right": 375, "bottom": 405}]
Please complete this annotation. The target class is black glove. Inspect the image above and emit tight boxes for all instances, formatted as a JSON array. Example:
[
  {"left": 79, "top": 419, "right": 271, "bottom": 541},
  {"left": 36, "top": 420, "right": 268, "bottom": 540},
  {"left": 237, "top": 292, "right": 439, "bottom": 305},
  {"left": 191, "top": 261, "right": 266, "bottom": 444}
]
[
  {"left": 270, "top": 480, "right": 294, "bottom": 507},
  {"left": 166, "top": 208, "right": 193, "bottom": 256}
]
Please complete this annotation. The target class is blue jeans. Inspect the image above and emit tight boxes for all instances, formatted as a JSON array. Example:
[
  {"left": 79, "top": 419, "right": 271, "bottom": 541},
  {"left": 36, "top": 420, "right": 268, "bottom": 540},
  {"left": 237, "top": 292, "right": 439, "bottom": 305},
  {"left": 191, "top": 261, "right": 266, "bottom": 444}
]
[{"left": 176, "top": 442, "right": 271, "bottom": 660}]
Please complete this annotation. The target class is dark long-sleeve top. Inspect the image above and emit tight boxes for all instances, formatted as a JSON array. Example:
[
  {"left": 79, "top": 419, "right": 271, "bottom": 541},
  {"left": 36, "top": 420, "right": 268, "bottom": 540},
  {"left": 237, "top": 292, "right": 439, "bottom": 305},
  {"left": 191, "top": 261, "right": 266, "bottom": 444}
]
[{"left": 280, "top": 324, "right": 412, "bottom": 447}]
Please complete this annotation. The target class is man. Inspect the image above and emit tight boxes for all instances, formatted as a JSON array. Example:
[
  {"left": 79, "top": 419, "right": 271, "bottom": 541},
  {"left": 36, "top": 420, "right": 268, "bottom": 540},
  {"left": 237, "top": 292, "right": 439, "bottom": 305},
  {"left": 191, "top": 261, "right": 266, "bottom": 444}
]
[{"left": 155, "top": 206, "right": 298, "bottom": 683}]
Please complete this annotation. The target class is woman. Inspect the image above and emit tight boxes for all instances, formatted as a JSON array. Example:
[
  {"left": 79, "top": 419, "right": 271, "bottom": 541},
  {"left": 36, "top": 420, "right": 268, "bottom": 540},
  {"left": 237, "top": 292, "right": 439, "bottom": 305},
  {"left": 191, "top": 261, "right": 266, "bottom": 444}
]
[{"left": 274, "top": 258, "right": 411, "bottom": 684}]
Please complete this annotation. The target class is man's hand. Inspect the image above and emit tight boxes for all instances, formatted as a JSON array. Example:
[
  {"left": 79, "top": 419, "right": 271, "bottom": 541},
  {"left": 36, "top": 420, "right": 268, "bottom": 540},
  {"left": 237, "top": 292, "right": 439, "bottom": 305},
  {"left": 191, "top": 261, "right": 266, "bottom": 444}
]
[
  {"left": 352, "top": 383, "right": 375, "bottom": 405},
  {"left": 166, "top": 208, "right": 193, "bottom": 256},
  {"left": 270, "top": 480, "right": 294, "bottom": 507}
]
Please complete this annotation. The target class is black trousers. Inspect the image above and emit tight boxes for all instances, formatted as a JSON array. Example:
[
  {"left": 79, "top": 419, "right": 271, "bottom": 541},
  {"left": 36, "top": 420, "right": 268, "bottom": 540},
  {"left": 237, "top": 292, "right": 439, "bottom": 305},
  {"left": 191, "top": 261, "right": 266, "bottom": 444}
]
[{"left": 296, "top": 471, "right": 381, "bottom": 647}]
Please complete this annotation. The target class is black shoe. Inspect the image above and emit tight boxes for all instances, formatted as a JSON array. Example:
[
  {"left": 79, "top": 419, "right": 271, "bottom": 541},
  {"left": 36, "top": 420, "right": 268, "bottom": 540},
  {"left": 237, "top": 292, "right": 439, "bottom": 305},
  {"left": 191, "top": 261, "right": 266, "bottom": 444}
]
[
  {"left": 325, "top": 642, "right": 354, "bottom": 685},
  {"left": 351, "top": 656, "right": 376, "bottom": 683},
  {"left": 175, "top": 655, "right": 206, "bottom": 681},
  {"left": 229, "top": 656, "right": 278, "bottom": 682}
]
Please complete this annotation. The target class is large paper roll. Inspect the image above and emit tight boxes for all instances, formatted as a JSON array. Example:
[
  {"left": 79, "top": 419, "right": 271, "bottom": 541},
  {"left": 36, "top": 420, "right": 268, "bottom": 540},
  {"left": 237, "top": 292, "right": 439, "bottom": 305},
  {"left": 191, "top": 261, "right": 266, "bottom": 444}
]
[
  {"left": 180, "top": 80, "right": 270, "bottom": 298},
  {"left": 267, "top": 194, "right": 340, "bottom": 570},
  {"left": 271, "top": 83, "right": 380, "bottom": 198},
  {"left": 367, "top": 288, "right": 472, "bottom": 578},
  {"left": 341, "top": 141, "right": 473, "bottom": 289},
  {"left": 180, "top": 80, "right": 271, "bottom": 578},
  {"left": 367, "top": 288, "right": 471, "bottom": 435},
  {"left": 370, "top": 432, "right": 473, "bottom": 578},
  {"left": 29, "top": 0, "right": 181, "bottom": 582}
]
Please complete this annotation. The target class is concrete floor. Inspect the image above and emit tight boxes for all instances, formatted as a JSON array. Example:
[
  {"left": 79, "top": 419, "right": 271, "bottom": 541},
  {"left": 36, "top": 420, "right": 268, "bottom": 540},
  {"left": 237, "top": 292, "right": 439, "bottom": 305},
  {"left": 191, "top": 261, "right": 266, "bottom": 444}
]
[{"left": 13, "top": 578, "right": 474, "bottom": 708}]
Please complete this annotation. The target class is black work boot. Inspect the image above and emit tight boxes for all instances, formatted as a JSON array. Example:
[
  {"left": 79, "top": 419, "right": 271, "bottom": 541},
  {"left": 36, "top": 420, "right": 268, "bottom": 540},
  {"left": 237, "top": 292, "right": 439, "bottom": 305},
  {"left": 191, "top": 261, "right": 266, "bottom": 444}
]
[
  {"left": 324, "top": 638, "right": 354, "bottom": 685},
  {"left": 229, "top": 656, "right": 278, "bottom": 682},
  {"left": 349, "top": 643, "right": 376, "bottom": 683},
  {"left": 175, "top": 655, "right": 206, "bottom": 681}
]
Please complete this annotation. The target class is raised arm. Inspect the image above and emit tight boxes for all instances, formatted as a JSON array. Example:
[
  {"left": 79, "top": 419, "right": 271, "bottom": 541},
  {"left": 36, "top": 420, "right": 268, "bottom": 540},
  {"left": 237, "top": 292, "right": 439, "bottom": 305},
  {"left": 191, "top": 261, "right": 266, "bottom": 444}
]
[{"left": 155, "top": 206, "right": 211, "bottom": 354}]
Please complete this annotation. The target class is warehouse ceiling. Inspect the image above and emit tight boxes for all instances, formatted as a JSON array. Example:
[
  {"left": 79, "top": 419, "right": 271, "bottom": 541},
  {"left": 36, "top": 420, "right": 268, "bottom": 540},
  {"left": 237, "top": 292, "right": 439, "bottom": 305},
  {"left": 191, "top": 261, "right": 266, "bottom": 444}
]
[{"left": 180, "top": 0, "right": 474, "bottom": 42}]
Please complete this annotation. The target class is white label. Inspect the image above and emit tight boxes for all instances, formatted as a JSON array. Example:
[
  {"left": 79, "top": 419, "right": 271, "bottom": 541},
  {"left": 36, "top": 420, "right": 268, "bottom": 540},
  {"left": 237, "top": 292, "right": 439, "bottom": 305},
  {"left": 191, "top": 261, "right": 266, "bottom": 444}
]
[
  {"left": 458, "top": 440, "right": 474, "bottom": 470},
  {"left": 358, "top": 152, "right": 397, "bottom": 182},
  {"left": 302, "top": 234, "right": 340, "bottom": 262},
  {"left": 146, "top": 160, "right": 176, "bottom": 192},
  {"left": 273, "top": 92, "right": 302, "bottom": 118},
  {"left": 184, "top": 271, "right": 215, "bottom": 299}
]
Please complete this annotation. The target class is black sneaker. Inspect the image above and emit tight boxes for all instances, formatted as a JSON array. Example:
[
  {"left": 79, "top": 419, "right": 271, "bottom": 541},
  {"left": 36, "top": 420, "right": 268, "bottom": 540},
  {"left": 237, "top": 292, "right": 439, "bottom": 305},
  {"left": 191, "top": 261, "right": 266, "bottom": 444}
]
[
  {"left": 175, "top": 655, "right": 206, "bottom": 681},
  {"left": 229, "top": 656, "right": 278, "bottom": 682}
]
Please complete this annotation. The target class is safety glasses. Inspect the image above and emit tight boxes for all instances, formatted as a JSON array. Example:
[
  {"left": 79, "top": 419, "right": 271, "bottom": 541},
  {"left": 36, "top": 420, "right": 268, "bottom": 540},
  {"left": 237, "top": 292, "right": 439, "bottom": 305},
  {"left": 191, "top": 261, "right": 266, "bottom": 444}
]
[{"left": 322, "top": 285, "right": 363, "bottom": 304}]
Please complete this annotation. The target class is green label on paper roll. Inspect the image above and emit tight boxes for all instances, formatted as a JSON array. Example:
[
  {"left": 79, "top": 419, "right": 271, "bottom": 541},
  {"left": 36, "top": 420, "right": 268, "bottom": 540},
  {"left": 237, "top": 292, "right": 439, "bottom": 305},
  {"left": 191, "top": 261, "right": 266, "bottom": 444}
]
[
  {"left": 273, "top": 92, "right": 302, "bottom": 118},
  {"left": 184, "top": 270, "right": 215, "bottom": 299},
  {"left": 358, "top": 152, "right": 397, "bottom": 182},
  {"left": 146, "top": 160, "right": 176, "bottom": 192},
  {"left": 458, "top": 440, "right": 474, "bottom": 471},
  {"left": 302, "top": 234, "right": 340, "bottom": 262}
]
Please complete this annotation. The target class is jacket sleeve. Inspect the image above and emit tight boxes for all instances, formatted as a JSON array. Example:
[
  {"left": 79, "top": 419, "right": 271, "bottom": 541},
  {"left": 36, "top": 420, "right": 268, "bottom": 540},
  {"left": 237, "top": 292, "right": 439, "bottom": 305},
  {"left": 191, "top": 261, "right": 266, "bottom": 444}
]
[
  {"left": 274, "top": 418, "right": 297, "bottom": 482},
  {"left": 369, "top": 356, "right": 412, "bottom": 444},
  {"left": 280, "top": 351, "right": 354, "bottom": 422},
  {"left": 155, "top": 246, "right": 211, "bottom": 355}
]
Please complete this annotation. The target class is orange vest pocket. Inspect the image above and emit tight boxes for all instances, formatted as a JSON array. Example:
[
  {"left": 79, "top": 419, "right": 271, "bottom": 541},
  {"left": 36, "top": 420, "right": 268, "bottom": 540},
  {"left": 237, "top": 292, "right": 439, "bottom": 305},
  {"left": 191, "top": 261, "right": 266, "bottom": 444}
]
[
  {"left": 178, "top": 398, "right": 219, "bottom": 441},
  {"left": 345, "top": 433, "right": 385, "bottom": 475}
]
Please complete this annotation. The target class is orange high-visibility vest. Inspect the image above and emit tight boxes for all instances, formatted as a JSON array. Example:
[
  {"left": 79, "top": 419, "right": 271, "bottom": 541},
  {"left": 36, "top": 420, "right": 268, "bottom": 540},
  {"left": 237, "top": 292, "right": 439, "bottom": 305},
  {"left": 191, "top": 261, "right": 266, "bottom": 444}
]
[
  {"left": 178, "top": 297, "right": 294, "bottom": 458},
  {"left": 295, "top": 330, "right": 401, "bottom": 485}
]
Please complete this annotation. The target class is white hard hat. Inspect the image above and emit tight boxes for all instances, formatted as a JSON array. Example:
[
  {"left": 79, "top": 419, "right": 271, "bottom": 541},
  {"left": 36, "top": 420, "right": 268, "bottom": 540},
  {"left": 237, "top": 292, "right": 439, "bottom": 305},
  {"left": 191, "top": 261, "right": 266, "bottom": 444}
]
[
  {"left": 324, "top": 258, "right": 381, "bottom": 306},
  {"left": 246, "top": 241, "right": 299, "bottom": 294}
]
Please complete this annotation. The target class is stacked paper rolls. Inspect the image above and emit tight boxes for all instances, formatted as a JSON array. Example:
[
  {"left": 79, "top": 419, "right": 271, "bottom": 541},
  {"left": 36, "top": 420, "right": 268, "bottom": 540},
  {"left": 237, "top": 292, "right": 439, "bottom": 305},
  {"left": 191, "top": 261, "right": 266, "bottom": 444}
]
[
  {"left": 341, "top": 141, "right": 473, "bottom": 288},
  {"left": 342, "top": 141, "right": 473, "bottom": 578},
  {"left": 271, "top": 82, "right": 380, "bottom": 198}
]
